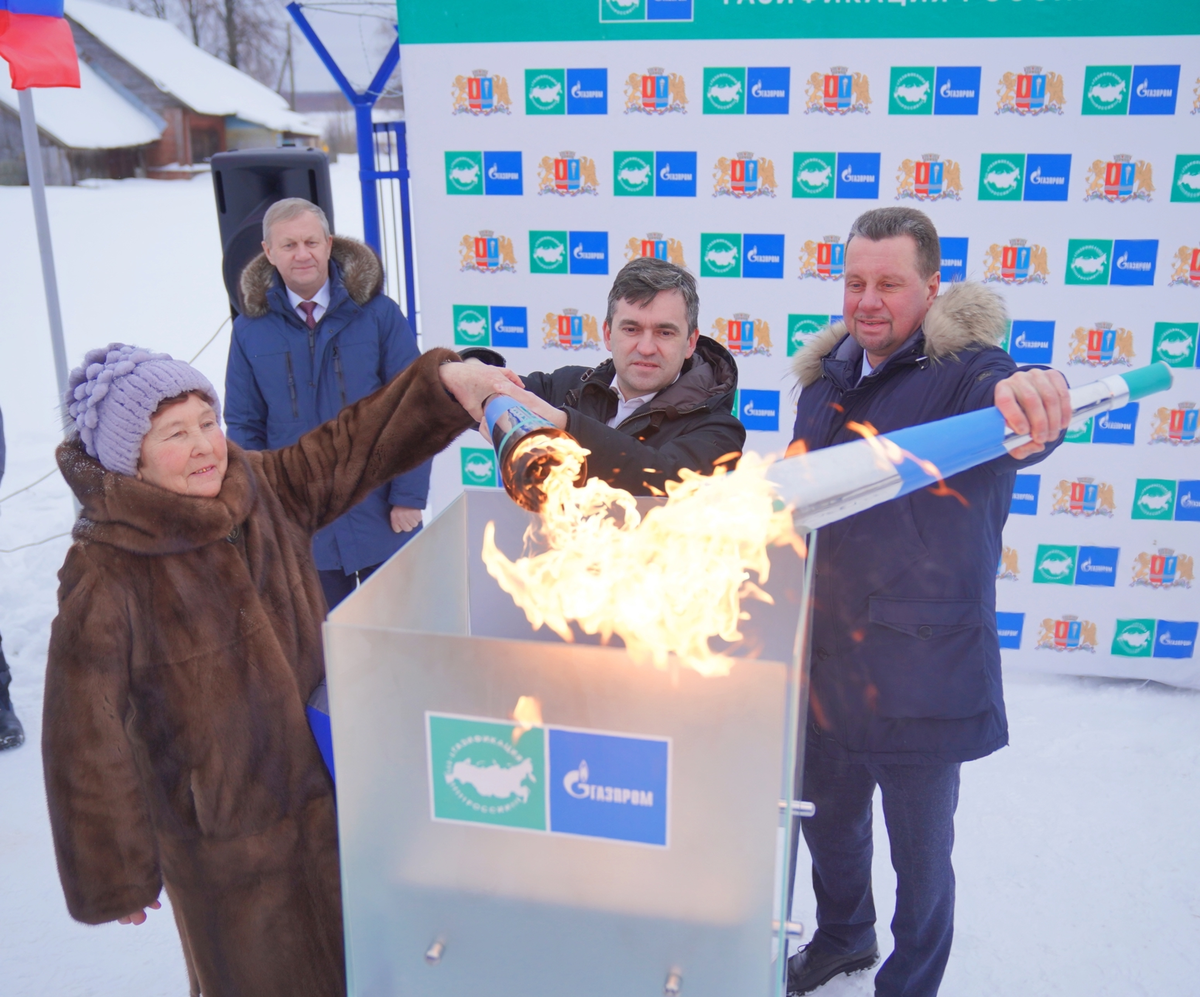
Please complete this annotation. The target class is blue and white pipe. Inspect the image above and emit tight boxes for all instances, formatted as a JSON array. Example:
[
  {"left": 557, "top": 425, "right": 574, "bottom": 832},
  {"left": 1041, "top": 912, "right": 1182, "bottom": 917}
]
[{"left": 766, "top": 363, "right": 1174, "bottom": 531}]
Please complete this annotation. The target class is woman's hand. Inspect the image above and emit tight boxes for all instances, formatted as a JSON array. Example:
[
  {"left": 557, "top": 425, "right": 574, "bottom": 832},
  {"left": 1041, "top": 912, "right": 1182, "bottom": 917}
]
[
  {"left": 117, "top": 899, "right": 161, "bottom": 925},
  {"left": 439, "top": 360, "right": 523, "bottom": 422}
]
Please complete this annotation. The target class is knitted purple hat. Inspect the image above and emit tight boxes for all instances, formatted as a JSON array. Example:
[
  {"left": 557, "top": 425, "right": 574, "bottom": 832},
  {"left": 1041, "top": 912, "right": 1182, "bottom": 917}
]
[{"left": 66, "top": 343, "right": 222, "bottom": 476}]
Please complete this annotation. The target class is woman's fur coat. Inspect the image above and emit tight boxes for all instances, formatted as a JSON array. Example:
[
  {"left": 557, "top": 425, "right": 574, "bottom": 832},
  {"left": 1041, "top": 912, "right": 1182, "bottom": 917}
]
[{"left": 43, "top": 349, "right": 473, "bottom": 997}]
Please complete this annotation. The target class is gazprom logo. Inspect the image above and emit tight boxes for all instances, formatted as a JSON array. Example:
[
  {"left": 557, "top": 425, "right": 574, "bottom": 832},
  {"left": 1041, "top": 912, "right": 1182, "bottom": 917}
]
[
  {"left": 453, "top": 304, "right": 528, "bottom": 349},
  {"left": 745, "top": 244, "right": 780, "bottom": 264},
  {"left": 1153, "top": 619, "right": 1199, "bottom": 659},
  {"left": 1008, "top": 320, "right": 1055, "bottom": 364},
  {"left": 739, "top": 389, "right": 781, "bottom": 431}
]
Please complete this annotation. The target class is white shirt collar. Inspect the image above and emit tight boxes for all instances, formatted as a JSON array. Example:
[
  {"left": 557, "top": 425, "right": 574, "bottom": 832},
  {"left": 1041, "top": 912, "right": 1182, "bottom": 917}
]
[
  {"left": 606, "top": 372, "right": 680, "bottom": 428},
  {"left": 286, "top": 280, "right": 331, "bottom": 322}
]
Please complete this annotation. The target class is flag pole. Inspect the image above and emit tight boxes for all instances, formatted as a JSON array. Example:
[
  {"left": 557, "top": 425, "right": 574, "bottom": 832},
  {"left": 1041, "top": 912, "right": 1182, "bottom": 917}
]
[{"left": 18, "top": 87, "right": 71, "bottom": 423}]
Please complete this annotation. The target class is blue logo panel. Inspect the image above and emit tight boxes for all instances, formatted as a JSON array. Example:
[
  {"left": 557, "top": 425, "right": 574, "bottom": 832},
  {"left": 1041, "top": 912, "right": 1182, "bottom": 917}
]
[
  {"left": 934, "top": 66, "right": 981, "bottom": 114},
  {"left": 1009, "top": 320, "right": 1055, "bottom": 364},
  {"left": 1176, "top": 480, "right": 1200, "bottom": 521},
  {"left": 1129, "top": 65, "right": 1180, "bottom": 115},
  {"left": 835, "top": 152, "right": 881, "bottom": 199},
  {"left": 742, "top": 233, "right": 785, "bottom": 278},
  {"left": 996, "top": 611, "right": 1025, "bottom": 649},
  {"left": 1111, "top": 239, "right": 1158, "bottom": 286},
  {"left": 566, "top": 68, "right": 607, "bottom": 114},
  {"left": 940, "top": 237, "right": 968, "bottom": 283},
  {"left": 1010, "top": 474, "right": 1040, "bottom": 515},
  {"left": 655, "top": 151, "right": 697, "bottom": 196},
  {"left": 746, "top": 66, "right": 790, "bottom": 114},
  {"left": 1023, "top": 154, "right": 1071, "bottom": 202},
  {"left": 569, "top": 231, "right": 609, "bottom": 275},
  {"left": 647, "top": 0, "right": 692, "bottom": 19},
  {"left": 740, "top": 389, "right": 780, "bottom": 431},
  {"left": 490, "top": 306, "right": 528, "bottom": 348},
  {"left": 483, "top": 151, "right": 523, "bottom": 195},
  {"left": 548, "top": 728, "right": 669, "bottom": 845},
  {"left": 1092, "top": 402, "right": 1138, "bottom": 444},
  {"left": 1153, "top": 619, "right": 1197, "bottom": 659},
  {"left": 1074, "top": 545, "right": 1120, "bottom": 587}
]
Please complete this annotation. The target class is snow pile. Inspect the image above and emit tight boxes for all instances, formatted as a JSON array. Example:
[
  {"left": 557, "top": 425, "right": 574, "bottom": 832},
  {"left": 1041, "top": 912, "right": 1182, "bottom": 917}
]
[
  {"left": 0, "top": 56, "right": 163, "bottom": 149},
  {"left": 65, "top": 0, "right": 318, "bottom": 135}
]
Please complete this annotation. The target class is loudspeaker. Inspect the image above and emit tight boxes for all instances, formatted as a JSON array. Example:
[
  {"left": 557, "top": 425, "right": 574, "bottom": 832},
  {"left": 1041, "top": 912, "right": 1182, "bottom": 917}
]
[{"left": 211, "top": 148, "right": 335, "bottom": 314}]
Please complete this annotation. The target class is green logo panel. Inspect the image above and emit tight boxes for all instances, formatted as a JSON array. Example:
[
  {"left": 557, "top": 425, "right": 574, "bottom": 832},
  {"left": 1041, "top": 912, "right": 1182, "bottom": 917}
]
[
  {"left": 613, "top": 151, "right": 654, "bottom": 196},
  {"left": 792, "top": 152, "right": 836, "bottom": 199},
  {"left": 1152, "top": 322, "right": 1198, "bottom": 367},
  {"left": 1064, "top": 418, "right": 1093, "bottom": 444},
  {"left": 428, "top": 714, "right": 545, "bottom": 829},
  {"left": 1131, "top": 478, "right": 1177, "bottom": 520},
  {"left": 1111, "top": 619, "right": 1156, "bottom": 657},
  {"left": 453, "top": 304, "right": 490, "bottom": 346},
  {"left": 526, "top": 68, "right": 566, "bottom": 114},
  {"left": 529, "top": 230, "right": 569, "bottom": 274},
  {"left": 703, "top": 67, "right": 746, "bottom": 114},
  {"left": 1033, "top": 544, "right": 1077, "bottom": 585},
  {"left": 700, "top": 233, "right": 741, "bottom": 277},
  {"left": 1065, "top": 239, "right": 1113, "bottom": 285},
  {"left": 1000, "top": 320, "right": 1013, "bottom": 353},
  {"left": 444, "top": 151, "right": 483, "bottom": 195},
  {"left": 1171, "top": 154, "right": 1200, "bottom": 202},
  {"left": 888, "top": 66, "right": 935, "bottom": 114},
  {"left": 788, "top": 314, "right": 831, "bottom": 356},
  {"left": 460, "top": 448, "right": 497, "bottom": 487},
  {"left": 978, "top": 153, "right": 1025, "bottom": 201},
  {"left": 1082, "top": 65, "right": 1132, "bottom": 115},
  {"left": 600, "top": 0, "right": 645, "bottom": 21}
]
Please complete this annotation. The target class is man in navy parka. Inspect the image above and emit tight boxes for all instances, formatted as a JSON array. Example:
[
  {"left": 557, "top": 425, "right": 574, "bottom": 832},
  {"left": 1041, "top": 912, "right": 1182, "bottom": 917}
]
[
  {"left": 225, "top": 198, "right": 429, "bottom": 608},
  {"left": 786, "top": 209, "right": 1070, "bottom": 997}
]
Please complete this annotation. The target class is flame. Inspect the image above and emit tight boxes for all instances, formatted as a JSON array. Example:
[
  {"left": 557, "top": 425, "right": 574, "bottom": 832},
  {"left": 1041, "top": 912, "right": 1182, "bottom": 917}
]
[
  {"left": 845, "top": 421, "right": 968, "bottom": 507},
  {"left": 481, "top": 438, "right": 801, "bottom": 677},
  {"left": 511, "top": 695, "right": 543, "bottom": 744}
]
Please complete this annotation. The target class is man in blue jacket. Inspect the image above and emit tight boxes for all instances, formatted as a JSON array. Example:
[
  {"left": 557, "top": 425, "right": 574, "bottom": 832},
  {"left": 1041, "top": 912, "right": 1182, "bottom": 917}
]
[
  {"left": 225, "top": 198, "right": 429, "bottom": 608},
  {"left": 0, "top": 403, "right": 23, "bottom": 749},
  {"left": 786, "top": 208, "right": 1070, "bottom": 997}
]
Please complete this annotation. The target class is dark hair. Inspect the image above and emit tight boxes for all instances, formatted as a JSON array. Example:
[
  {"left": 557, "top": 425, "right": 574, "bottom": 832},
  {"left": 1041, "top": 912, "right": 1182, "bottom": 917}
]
[
  {"left": 605, "top": 256, "right": 699, "bottom": 332},
  {"left": 846, "top": 207, "right": 941, "bottom": 279}
]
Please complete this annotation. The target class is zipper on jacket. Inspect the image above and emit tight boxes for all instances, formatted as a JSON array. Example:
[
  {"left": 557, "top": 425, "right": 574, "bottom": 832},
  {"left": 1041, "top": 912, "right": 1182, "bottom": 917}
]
[
  {"left": 332, "top": 345, "right": 347, "bottom": 407},
  {"left": 284, "top": 352, "right": 299, "bottom": 418}
]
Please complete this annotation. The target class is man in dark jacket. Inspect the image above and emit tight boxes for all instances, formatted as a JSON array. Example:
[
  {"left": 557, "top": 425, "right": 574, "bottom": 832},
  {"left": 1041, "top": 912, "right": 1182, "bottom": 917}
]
[
  {"left": 473, "top": 256, "right": 745, "bottom": 494},
  {"left": 225, "top": 198, "right": 430, "bottom": 608},
  {"left": 0, "top": 403, "right": 23, "bottom": 749},
  {"left": 786, "top": 208, "right": 1070, "bottom": 997}
]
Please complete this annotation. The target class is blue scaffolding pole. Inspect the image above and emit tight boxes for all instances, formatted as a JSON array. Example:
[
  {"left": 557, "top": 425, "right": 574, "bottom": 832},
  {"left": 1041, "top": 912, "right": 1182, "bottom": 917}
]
[{"left": 285, "top": 3, "right": 418, "bottom": 335}]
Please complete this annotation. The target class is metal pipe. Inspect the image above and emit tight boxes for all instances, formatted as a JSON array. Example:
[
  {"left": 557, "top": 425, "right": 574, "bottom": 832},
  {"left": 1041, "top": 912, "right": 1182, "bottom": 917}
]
[
  {"left": 766, "top": 362, "right": 1174, "bottom": 532},
  {"left": 18, "top": 89, "right": 70, "bottom": 423}
]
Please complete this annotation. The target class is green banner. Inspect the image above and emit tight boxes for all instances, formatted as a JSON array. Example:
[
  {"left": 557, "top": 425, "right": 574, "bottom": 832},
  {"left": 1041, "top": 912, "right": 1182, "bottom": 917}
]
[{"left": 397, "top": 0, "right": 1200, "bottom": 45}]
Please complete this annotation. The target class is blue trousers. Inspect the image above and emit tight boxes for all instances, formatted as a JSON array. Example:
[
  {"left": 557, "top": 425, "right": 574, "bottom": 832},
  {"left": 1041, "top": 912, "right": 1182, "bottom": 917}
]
[
  {"left": 318, "top": 562, "right": 380, "bottom": 611},
  {"left": 796, "top": 745, "right": 961, "bottom": 997}
]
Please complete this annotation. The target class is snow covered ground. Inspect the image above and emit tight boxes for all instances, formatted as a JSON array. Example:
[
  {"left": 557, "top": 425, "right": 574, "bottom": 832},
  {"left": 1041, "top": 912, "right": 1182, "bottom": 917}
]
[{"left": 2, "top": 166, "right": 1198, "bottom": 996}]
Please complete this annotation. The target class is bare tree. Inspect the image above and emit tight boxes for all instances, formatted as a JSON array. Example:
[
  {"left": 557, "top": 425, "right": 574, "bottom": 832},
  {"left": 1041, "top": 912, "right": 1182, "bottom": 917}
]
[{"left": 209, "top": 0, "right": 284, "bottom": 84}]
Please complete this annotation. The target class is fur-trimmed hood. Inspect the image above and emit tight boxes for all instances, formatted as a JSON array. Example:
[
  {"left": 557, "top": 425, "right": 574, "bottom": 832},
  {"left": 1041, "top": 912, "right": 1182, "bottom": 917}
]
[
  {"left": 791, "top": 281, "right": 1008, "bottom": 388},
  {"left": 238, "top": 236, "right": 383, "bottom": 319}
]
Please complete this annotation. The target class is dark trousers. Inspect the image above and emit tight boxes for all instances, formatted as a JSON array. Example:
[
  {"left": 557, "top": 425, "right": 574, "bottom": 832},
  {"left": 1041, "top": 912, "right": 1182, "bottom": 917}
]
[
  {"left": 0, "top": 633, "right": 11, "bottom": 710},
  {"left": 318, "top": 563, "right": 380, "bottom": 611},
  {"left": 794, "top": 747, "right": 961, "bottom": 997}
]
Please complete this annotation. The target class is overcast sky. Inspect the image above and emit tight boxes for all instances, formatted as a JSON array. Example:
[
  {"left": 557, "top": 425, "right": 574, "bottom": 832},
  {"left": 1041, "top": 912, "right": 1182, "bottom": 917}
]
[{"left": 286, "top": 3, "right": 400, "bottom": 94}]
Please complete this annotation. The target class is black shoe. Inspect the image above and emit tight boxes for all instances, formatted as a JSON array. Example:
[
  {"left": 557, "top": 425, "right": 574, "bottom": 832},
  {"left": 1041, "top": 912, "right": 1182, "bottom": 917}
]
[
  {"left": 787, "top": 938, "right": 879, "bottom": 995},
  {"left": 0, "top": 700, "right": 24, "bottom": 750}
]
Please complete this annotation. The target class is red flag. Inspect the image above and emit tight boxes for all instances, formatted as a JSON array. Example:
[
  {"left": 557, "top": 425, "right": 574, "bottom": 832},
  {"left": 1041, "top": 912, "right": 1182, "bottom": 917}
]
[{"left": 0, "top": 0, "right": 81, "bottom": 90}]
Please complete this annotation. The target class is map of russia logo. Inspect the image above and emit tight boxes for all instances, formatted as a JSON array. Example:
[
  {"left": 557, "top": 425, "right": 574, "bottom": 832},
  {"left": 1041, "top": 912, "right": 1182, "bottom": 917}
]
[{"left": 427, "top": 713, "right": 671, "bottom": 846}]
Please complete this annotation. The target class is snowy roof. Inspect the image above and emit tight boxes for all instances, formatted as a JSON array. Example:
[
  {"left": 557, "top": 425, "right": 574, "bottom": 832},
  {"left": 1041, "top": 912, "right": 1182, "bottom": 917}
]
[
  {"left": 64, "top": 0, "right": 318, "bottom": 135},
  {"left": 0, "top": 56, "right": 163, "bottom": 149}
]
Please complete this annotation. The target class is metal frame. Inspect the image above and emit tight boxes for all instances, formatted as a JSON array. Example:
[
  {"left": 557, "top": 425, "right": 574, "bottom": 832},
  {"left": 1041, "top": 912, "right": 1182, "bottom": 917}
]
[{"left": 285, "top": 3, "right": 418, "bottom": 335}]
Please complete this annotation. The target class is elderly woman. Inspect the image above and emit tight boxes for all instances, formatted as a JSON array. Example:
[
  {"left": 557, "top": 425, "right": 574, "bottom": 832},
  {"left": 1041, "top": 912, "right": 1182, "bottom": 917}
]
[{"left": 42, "top": 343, "right": 512, "bottom": 996}]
